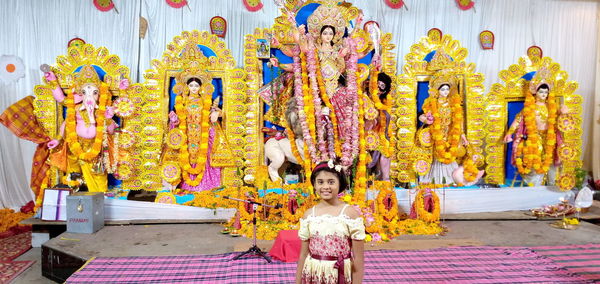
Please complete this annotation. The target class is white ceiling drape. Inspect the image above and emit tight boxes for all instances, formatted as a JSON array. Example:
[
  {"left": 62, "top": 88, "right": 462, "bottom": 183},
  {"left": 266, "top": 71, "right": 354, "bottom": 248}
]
[{"left": 0, "top": 0, "right": 597, "bottom": 209}]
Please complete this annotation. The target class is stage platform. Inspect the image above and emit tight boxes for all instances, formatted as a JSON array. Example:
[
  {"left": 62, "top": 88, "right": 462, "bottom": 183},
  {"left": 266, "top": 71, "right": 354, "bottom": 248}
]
[
  {"left": 396, "top": 185, "right": 574, "bottom": 214},
  {"left": 97, "top": 185, "right": 575, "bottom": 221}
]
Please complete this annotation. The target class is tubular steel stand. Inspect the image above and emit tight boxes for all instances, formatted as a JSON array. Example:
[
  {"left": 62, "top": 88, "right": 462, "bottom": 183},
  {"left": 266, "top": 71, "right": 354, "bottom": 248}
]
[{"left": 223, "top": 196, "right": 279, "bottom": 263}]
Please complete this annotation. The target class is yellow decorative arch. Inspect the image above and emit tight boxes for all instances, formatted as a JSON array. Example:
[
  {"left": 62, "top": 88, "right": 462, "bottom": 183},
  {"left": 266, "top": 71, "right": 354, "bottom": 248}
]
[
  {"left": 128, "top": 30, "right": 246, "bottom": 191},
  {"left": 485, "top": 55, "right": 582, "bottom": 190},
  {"left": 241, "top": 28, "right": 270, "bottom": 185},
  {"left": 393, "top": 32, "right": 485, "bottom": 183}
]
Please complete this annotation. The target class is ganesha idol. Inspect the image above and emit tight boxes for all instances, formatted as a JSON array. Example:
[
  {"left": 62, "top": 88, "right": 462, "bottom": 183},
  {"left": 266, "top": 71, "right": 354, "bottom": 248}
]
[{"left": 44, "top": 64, "right": 128, "bottom": 192}]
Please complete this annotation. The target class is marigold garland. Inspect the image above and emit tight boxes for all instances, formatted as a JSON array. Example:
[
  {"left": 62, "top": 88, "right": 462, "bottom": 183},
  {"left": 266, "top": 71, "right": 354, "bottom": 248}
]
[
  {"left": 285, "top": 119, "right": 305, "bottom": 167},
  {"left": 378, "top": 109, "right": 391, "bottom": 157},
  {"left": 282, "top": 203, "right": 304, "bottom": 224},
  {"left": 369, "top": 69, "right": 392, "bottom": 112},
  {"left": 65, "top": 84, "right": 110, "bottom": 162},
  {"left": 184, "top": 186, "right": 239, "bottom": 208},
  {"left": 423, "top": 89, "right": 463, "bottom": 164},
  {"left": 300, "top": 52, "right": 318, "bottom": 164},
  {"left": 365, "top": 214, "right": 384, "bottom": 234},
  {"left": 397, "top": 219, "right": 445, "bottom": 235},
  {"left": 353, "top": 91, "right": 367, "bottom": 204},
  {"left": 462, "top": 156, "right": 478, "bottom": 183},
  {"left": 367, "top": 69, "right": 392, "bottom": 158},
  {"left": 375, "top": 181, "right": 399, "bottom": 221},
  {"left": 515, "top": 90, "right": 558, "bottom": 175},
  {"left": 414, "top": 188, "right": 440, "bottom": 223},
  {"left": 174, "top": 91, "right": 212, "bottom": 186},
  {"left": 349, "top": 39, "right": 367, "bottom": 204}
]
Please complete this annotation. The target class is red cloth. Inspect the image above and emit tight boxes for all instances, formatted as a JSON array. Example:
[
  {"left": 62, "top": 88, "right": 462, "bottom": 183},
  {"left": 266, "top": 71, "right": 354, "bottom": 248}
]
[{"left": 269, "top": 230, "right": 302, "bottom": 262}]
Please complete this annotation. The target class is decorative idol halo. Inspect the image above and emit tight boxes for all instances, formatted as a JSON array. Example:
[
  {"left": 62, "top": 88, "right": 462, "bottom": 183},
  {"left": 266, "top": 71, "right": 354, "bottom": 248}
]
[
  {"left": 116, "top": 161, "right": 133, "bottom": 180},
  {"left": 113, "top": 97, "right": 135, "bottom": 117},
  {"left": 557, "top": 115, "right": 576, "bottom": 133},
  {"left": 414, "top": 159, "right": 431, "bottom": 176},
  {"left": 558, "top": 144, "right": 576, "bottom": 161},
  {"left": 160, "top": 163, "right": 181, "bottom": 183},
  {"left": 417, "top": 128, "right": 432, "bottom": 147},
  {"left": 167, "top": 128, "right": 185, "bottom": 149},
  {"left": 118, "top": 130, "right": 135, "bottom": 149},
  {"left": 365, "top": 132, "right": 380, "bottom": 151}
]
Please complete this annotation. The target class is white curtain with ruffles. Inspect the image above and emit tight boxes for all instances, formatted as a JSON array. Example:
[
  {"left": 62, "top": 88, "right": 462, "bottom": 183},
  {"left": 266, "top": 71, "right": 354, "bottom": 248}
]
[{"left": 0, "top": 0, "right": 597, "bottom": 209}]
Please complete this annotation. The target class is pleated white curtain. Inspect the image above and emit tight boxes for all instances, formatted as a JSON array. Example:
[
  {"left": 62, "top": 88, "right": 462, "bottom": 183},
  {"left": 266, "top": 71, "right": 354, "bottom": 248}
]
[{"left": 0, "top": 0, "right": 598, "bottom": 209}]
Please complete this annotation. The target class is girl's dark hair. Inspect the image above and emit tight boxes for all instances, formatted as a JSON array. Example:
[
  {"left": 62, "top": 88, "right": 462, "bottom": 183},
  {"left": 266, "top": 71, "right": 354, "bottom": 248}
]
[
  {"left": 320, "top": 25, "right": 336, "bottom": 46},
  {"left": 377, "top": 72, "right": 392, "bottom": 100},
  {"left": 310, "top": 160, "right": 348, "bottom": 194},
  {"left": 537, "top": 83, "right": 549, "bottom": 92},
  {"left": 187, "top": 77, "right": 202, "bottom": 85},
  {"left": 438, "top": 83, "right": 450, "bottom": 91}
]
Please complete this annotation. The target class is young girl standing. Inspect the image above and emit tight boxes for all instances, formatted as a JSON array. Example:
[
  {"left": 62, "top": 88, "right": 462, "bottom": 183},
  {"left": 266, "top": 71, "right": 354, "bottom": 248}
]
[{"left": 296, "top": 160, "right": 365, "bottom": 284}]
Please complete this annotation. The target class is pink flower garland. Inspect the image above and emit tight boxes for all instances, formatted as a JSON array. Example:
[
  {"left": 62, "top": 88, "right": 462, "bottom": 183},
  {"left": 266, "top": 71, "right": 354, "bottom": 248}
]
[
  {"left": 292, "top": 52, "right": 318, "bottom": 163},
  {"left": 342, "top": 37, "right": 360, "bottom": 167},
  {"left": 324, "top": 115, "right": 336, "bottom": 159},
  {"left": 305, "top": 37, "right": 327, "bottom": 162}
]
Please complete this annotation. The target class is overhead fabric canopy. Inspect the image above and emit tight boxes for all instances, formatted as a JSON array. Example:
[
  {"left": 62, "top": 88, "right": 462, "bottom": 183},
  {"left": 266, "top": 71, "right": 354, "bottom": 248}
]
[{"left": 0, "top": 0, "right": 598, "bottom": 209}]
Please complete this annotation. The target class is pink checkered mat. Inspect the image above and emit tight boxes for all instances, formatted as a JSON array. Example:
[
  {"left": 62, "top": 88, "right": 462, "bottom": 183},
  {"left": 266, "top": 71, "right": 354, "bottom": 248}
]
[{"left": 67, "top": 245, "right": 600, "bottom": 283}]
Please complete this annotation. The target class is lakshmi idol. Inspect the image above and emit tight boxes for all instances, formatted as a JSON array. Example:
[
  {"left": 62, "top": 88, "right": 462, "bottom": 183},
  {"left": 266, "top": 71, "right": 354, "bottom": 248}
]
[{"left": 162, "top": 58, "right": 223, "bottom": 191}]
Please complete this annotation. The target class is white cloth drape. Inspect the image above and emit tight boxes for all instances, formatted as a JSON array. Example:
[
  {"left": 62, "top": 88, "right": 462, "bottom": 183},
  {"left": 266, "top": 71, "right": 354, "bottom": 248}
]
[
  {"left": 1, "top": 0, "right": 597, "bottom": 209},
  {"left": 594, "top": 5, "right": 600, "bottom": 182}
]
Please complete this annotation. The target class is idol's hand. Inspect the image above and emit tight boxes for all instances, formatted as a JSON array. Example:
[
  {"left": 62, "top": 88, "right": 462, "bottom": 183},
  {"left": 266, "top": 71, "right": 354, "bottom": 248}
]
[
  {"left": 119, "top": 79, "right": 130, "bottom": 90},
  {"left": 425, "top": 112, "right": 434, "bottom": 125},
  {"left": 339, "top": 47, "right": 349, "bottom": 58},
  {"left": 503, "top": 133, "right": 513, "bottom": 143},
  {"left": 560, "top": 104, "right": 569, "bottom": 114},
  {"left": 356, "top": 12, "right": 364, "bottom": 27},
  {"left": 168, "top": 111, "right": 179, "bottom": 125},
  {"left": 44, "top": 71, "right": 57, "bottom": 82},
  {"left": 372, "top": 54, "right": 382, "bottom": 71},
  {"left": 105, "top": 106, "right": 115, "bottom": 118},
  {"left": 47, "top": 139, "right": 59, "bottom": 149},
  {"left": 210, "top": 111, "right": 220, "bottom": 123},
  {"left": 461, "top": 134, "right": 469, "bottom": 146},
  {"left": 271, "top": 36, "right": 280, "bottom": 46},
  {"left": 269, "top": 57, "right": 279, "bottom": 68}
]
